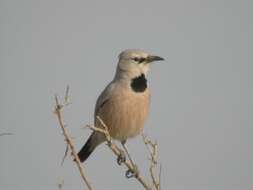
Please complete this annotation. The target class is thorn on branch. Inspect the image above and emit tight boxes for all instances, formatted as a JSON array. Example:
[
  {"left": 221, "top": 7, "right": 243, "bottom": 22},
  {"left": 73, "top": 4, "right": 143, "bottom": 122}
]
[
  {"left": 61, "top": 144, "right": 69, "bottom": 166},
  {"left": 64, "top": 85, "right": 70, "bottom": 103}
]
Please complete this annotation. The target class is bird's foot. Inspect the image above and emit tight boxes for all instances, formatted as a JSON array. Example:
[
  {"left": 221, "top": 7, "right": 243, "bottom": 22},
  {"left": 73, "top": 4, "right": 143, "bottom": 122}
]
[
  {"left": 107, "top": 139, "right": 113, "bottom": 147},
  {"left": 117, "top": 149, "right": 126, "bottom": 165},
  {"left": 125, "top": 164, "right": 139, "bottom": 178}
]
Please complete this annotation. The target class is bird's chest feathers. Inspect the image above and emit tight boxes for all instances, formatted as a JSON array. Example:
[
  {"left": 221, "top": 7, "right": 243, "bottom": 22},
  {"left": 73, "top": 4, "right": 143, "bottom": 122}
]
[{"left": 130, "top": 74, "right": 147, "bottom": 93}]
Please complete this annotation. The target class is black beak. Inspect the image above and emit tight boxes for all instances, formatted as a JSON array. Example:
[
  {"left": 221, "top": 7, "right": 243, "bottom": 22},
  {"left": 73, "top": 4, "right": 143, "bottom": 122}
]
[{"left": 147, "top": 55, "right": 165, "bottom": 63}]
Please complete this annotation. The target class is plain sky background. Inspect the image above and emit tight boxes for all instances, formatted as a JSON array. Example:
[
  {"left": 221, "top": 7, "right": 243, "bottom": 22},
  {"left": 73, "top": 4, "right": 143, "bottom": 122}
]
[{"left": 0, "top": 0, "right": 252, "bottom": 190}]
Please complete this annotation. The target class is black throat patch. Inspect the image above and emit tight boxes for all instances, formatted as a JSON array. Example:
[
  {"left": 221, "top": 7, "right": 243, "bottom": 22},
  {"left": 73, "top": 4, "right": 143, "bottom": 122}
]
[{"left": 131, "top": 74, "right": 147, "bottom": 93}]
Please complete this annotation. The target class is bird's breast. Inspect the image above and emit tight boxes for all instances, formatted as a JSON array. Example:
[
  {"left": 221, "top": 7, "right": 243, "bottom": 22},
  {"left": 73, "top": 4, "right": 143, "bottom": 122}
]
[{"left": 96, "top": 86, "right": 150, "bottom": 141}]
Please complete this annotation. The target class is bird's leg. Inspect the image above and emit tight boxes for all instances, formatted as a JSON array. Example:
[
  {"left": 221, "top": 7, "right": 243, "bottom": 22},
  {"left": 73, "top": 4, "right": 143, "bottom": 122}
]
[
  {"left": 117, "top": 148, "right": 126, "bottom": 165},
  {"left": 121, "top": 140, "right": 139, "bottom": 178},
  {"left": 121, "top": 140, "right": 135, "bottom": 167}
]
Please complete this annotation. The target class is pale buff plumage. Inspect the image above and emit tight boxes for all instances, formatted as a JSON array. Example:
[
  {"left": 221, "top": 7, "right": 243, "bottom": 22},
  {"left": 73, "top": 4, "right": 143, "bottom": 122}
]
[
  {"left": 78, "top": 49, "right": 164, "bottom": 162},
  {"left": 95, "top": 80, "right": 150, "bottom": 140}
]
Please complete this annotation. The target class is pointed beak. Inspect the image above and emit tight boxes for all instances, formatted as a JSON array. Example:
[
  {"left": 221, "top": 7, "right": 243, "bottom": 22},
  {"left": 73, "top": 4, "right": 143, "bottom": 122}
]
[{"left": 147, "top": 55, "right": 165, "bottom": 63}]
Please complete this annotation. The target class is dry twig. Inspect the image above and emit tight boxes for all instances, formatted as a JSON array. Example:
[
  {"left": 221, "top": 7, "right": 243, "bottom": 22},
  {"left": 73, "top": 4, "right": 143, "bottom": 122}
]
[
  {"left": 0, "top": 133, "right": 14, "bottom": 136},
  {"left": 142, "top": 134, "right": 162, "bottom": 190},
  {"left": 54, "top": 89, "right": 93, "bottom": 190},
  {"left": 61, "top": 144, "right": 69, "bottom": 166}
]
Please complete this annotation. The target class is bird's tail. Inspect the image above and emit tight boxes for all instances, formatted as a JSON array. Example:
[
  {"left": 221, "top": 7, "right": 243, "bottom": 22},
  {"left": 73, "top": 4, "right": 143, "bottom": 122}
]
[{"left": 77, "top": 132, "right": 104, "bottom": 162}]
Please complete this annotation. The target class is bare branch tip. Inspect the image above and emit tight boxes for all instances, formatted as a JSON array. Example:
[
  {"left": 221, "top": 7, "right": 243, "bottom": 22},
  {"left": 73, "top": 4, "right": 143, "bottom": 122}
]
[
  {"left": 64, "top": 85, "right": 70, "bottom": 103},
  {"left": 0, "top": 132, "right": 14, "bottom": 136}
]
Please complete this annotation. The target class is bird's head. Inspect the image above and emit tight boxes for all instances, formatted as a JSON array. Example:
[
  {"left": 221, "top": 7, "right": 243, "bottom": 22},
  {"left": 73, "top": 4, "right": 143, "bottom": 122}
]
[{"left": 116, "top": 49, "right": 164, "bottom": 79}]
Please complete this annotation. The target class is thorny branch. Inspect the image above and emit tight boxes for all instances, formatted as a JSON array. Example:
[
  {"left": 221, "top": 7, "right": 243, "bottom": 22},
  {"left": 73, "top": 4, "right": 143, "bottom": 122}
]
[
  {"left": 85, "top": 117, "right": 161, "bottom": 190},
  {"left": 54, "top": 88, "right": 93, "bottom": 190},
  {"left": 54, "top": 86, "right": 162, "bottom": 190},
  {"left": 85, "top": 120, "right": 151, "bottom": 190},
  {"left": 142, "top": 134, "right": 162, "bottom": 190}
]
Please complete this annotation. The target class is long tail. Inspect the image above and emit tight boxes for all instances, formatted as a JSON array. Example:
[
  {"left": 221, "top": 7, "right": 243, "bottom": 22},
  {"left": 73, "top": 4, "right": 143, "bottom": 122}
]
[{"left": 77, "top": 132, "right": 104, "bottom": 162}]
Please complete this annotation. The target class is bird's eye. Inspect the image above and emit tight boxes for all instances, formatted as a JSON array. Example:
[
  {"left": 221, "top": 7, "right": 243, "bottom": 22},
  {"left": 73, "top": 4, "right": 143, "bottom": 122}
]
[
  {"left": 132, "top": 57, "right": 146, "bottom": 64},
  {"left": 139, "top": 58, "right": 146, "bottom": 63},
  {"left": 133, "top": 57, "right": 139, "bottom": 62}
]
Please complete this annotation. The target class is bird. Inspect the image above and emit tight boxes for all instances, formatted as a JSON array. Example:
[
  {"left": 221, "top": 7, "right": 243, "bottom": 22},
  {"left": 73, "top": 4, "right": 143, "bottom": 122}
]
[{"left": 78, "top": 49, "right": 164, "bottom": 163}]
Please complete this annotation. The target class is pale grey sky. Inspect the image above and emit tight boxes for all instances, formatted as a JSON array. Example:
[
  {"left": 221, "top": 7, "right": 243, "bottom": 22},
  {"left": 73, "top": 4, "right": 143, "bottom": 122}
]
[{"left": 0, "top": 0, "right": 252, "bottom": 190}]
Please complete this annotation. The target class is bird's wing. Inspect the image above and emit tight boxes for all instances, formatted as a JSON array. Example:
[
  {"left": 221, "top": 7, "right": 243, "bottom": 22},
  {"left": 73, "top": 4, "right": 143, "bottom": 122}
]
[{"left": 94, "top": 82, "right": 115, "bottom": 117}]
